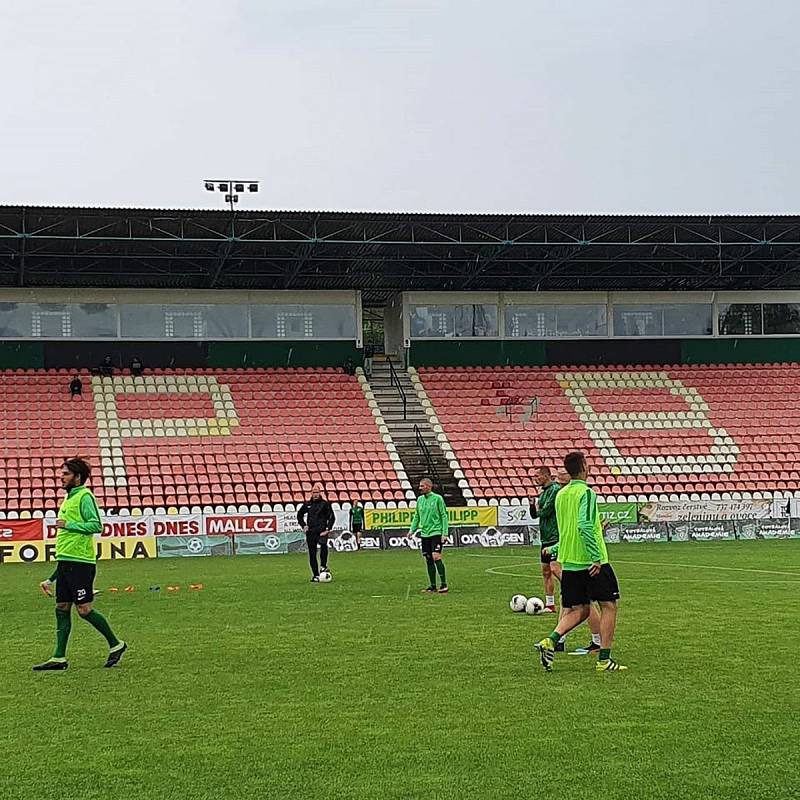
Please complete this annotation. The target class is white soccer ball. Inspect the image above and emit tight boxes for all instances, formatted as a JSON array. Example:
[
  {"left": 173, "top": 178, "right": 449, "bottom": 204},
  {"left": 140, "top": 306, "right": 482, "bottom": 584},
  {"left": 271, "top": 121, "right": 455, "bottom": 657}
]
[
  {"left": 318, "top": 571, "right": 332, "bottom": 583},
  {"left": 525, "top": 596, "right": 545, "bottom": 615},
  {"left": 509, "top": 594, "right": 528, "bottom": 612}
]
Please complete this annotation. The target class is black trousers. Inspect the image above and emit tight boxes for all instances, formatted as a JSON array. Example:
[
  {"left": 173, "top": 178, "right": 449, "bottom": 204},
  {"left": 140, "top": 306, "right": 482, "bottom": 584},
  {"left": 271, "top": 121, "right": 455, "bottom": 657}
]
[{"left": 306, "top": 532, "right": 329, "bottom": 576}]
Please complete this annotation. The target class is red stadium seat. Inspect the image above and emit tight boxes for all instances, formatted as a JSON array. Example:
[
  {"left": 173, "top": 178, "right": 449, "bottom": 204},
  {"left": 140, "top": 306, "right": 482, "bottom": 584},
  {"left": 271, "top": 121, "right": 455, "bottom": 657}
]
[
  {"left": 417, "top": 363, "right": 799, "bottom": 501},
  {"left": 0, "top": 368, "right": 404, "bottom": 513}
]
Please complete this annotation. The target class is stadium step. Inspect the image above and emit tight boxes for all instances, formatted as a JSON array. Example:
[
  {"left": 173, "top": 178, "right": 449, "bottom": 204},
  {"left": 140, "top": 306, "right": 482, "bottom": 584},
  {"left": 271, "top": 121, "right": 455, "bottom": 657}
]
[{"left": 366, "top": 366, "right": 466, "bottom": 506}]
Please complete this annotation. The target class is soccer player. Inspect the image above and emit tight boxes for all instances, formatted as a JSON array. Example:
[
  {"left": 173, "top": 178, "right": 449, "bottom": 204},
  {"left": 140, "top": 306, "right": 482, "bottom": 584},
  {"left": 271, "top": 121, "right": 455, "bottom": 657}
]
[
  {"left": 349, "top": 498, "right": 365, "bottom": 547},
  {"left": 298, "top": 484, "right": 336, "bottom": 582},
  {"left": 534, "top": 466, "right": 560, "bottom": 613},
  {"left": 33, "top": 458, "right": 126, "bottom": 671},
  {"left": 534, "top": 451, "right": 627, "bottom": 673},
  {"left": 545, "top": 467, "right": 603, "bottom": 655},
  {"left": 407, "top": 477, "right": 449, "bottom": 593}
]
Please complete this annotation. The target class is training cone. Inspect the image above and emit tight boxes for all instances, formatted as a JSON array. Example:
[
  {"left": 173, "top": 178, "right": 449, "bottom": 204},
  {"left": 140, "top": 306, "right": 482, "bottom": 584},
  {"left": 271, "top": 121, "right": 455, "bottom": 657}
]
[
  {"left": 167, "top": 585, "right": 180, "bottom": 592},
  {"left": 124, "top": 586, "right": 135, "bottom": 593},
  {"left": 108, "top": 587, "right": 119, "bottom": 593},
  {"left": 189, "top": 583, "right": 204, "bottom": 591},
  {"left": 149, "top": 586, "right": 161, "bottom": 592}
]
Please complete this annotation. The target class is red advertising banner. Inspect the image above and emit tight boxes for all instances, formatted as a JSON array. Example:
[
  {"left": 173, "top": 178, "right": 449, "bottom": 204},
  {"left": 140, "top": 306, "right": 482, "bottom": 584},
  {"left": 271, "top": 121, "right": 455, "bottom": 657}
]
[
  {"left": 0, "top": 518, "right": 44, "bottom": 542},
  {"left": 44, "top": 514, "right": 203, "bottom": 540},
  {"left": 204, "top": 514, "right": 278, "bottom": 535}
]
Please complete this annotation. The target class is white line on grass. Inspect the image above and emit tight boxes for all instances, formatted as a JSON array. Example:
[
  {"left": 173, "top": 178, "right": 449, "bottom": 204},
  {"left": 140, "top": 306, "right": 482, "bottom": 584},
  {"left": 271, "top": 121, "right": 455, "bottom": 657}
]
[
  {"left": 614, "top": 559, "right": 800, "bottom": 578},
  {"left": 482, "top": 559, "right": 800, "bottom": 581},
  {"left": 464, "top": 553, "right": 531, "bottom": 559}
]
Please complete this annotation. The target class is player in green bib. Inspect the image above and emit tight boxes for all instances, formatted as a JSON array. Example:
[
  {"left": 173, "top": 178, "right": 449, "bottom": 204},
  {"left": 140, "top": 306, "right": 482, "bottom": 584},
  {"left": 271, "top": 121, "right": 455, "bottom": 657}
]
[
  {"left": 534, "top": 451, "right": 627, "bottom": 673},
  {"left": 407, "top": 478, "right": 449, "bottom": 593},
  {"left": 349, "top": 498, "right": 365, "bottom": 547},
  {"left": 33, "top": 458, "right": 127, "bottom": 671}
]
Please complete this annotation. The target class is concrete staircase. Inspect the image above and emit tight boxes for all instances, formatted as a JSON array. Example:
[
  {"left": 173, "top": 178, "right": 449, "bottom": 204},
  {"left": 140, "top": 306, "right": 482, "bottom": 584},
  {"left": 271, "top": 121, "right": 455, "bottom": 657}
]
[{"left": 368, "top": 358, "right": 465, "bottom": 506}]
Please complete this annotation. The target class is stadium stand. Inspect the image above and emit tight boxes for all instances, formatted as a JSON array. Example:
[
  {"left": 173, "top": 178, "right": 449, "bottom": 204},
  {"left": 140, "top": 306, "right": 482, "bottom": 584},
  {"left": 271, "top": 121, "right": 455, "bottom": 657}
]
[
  {"left": 0, "top": 368, "right": 407, "bottom": 516},
  {"left": 415, "top": 363, "right": 800, "bottom": 502}
]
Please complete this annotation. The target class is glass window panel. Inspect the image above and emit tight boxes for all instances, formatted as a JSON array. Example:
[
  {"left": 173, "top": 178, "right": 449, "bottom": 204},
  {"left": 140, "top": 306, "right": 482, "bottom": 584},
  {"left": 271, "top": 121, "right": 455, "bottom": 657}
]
[
  {"left": 0, "top": 303, "right": 115, "bottom": 338},
  {"left": 409, "top": 305, "right": 455, "bottom": 338},
  {"left": 0, "top": 303, "right": 30, "bottom": 337},
  {"left": 504, "top": 306, "right": 556, "bottom": 338},
  {"left": 453, "top": 304, "right": 498, "bottom": 337},
  {"left": 614, "top": 305, "right": 662, "bottom": 336},
  {"left": 662, "top": 304, "right": 712, "bottom": 336},
  {"left": 764, "top": 303, "right": 800, "bottom": 334},
  {"left": 308, "top": 305, "right": 356, "bottom": 338},
  {"left": 31, "top": 305, "right": 71, "bottom": 337},
  {"left": 718, "top": 303, "right": 763, "bottom": 336},
  {"left": 614, "top": 304, "right": 711, "bottom": 336},
  {"left": 251, "top": 304, "right": 355, "bottom": 339},
  {"left": 555, "top": 305, "right": 607, "bottom": 337},
  {"left": 70, "top": 304, "right": 117, "bottom": 337},
  {"left": 120, "top": 305, "right": 247, "bottom": 338}
]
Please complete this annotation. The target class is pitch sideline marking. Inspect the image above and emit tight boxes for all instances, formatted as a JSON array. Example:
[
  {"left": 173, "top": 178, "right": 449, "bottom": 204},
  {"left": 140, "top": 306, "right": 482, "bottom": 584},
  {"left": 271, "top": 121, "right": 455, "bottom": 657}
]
[
  {"left": 482, "top": 559, "right": 800, "bottom": 580},
  {"left": 614, "top": 559, "right": 800, "bottom": 577}
]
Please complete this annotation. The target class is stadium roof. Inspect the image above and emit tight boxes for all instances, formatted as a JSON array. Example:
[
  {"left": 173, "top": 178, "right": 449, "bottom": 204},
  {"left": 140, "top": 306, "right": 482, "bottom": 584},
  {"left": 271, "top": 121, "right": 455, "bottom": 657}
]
[{"left": 2, "top": 206, "right": 800, "bottom": 303}]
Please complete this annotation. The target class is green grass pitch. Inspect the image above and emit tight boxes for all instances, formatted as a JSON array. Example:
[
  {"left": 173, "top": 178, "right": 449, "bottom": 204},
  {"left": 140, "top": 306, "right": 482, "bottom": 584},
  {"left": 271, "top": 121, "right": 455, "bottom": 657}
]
[{"left": 2, "top": 540, "right": 798, "bottom": 800}]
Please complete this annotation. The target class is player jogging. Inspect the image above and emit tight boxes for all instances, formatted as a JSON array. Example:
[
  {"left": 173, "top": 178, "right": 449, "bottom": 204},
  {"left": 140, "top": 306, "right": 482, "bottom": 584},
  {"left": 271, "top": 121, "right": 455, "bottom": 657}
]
[
  {"left": 407, "top": 477, "right": 449, "bottom": 594},
  {"left": 298, "top": 484, "right": 336, "bottom": 582},
  {"left": 534, "top": 451, "right": 627, "bottom": 673},
  {"left": 33, "top": 458, "right": 126, "bottom": 671}
]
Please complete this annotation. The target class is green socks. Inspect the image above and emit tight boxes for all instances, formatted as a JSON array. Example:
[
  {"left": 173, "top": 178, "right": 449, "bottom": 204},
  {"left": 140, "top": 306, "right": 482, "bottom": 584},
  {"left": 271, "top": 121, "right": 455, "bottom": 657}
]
[
  {"left": 435, "top": 559, "right": 446, "bottom": 585},
  {"left": 599, "top": 648, "right": 611, "bottom": 661},
  {"left": 548, "top": 631, "right": 561, "bottom": 646},
  {"left": 83, "top": 609, "right": 120, "bottom": 648},
  {"left": 53, "top": 607, "right": 71, "bottom": 659},
  {"left": 425, "top": 559, "right": 437, "bottom": 587}
]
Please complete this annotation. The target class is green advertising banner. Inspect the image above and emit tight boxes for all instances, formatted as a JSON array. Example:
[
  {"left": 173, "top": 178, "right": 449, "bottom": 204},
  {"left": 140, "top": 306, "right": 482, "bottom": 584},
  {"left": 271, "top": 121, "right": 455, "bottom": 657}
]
[
  {"left": 155, "top": 535, "right": 233, "bottom": 558},
  {"left": 233, "top": 533, "right": 288, "bottom": 555}
]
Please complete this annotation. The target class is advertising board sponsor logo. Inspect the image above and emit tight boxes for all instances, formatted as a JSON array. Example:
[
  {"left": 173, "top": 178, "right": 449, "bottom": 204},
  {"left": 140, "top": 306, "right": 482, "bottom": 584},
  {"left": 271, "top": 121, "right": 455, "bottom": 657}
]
[{"left": 204, "top": 514, "right": 278, "bottom": 535}]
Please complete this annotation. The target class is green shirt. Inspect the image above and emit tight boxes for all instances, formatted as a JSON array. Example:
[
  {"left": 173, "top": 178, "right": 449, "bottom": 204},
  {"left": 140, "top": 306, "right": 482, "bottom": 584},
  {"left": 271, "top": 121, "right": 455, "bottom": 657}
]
[
  {"left": 551, "top": 480, "right": 608, "bottom": 570},
  {"left": 409, "top": 492, "right": 449, "bottom": 538},
  {"left": 350, "top": 506, "right": 365, "bottom": 526},
  {"left": 537, "top": 482, "right": 560, "bottom": 545},
  {"left": 55, "top": 485, "right": 103, "bottom": 564}
]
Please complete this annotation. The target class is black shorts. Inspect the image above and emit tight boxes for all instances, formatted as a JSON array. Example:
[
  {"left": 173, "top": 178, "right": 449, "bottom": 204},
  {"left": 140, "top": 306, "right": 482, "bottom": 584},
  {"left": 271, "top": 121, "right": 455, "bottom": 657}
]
[
  {"left": 540, "top": 545, "right": 557, "bottom": 564},
  {"left": 351, "top": 523, "right": 363, "bottom": 534},
  {"left": 561, "top": 564, "right": 620, "bottom": 607},
  {"left": 55, "top": 560, "right": 96, "bottom": 605},
  {"left": 420, "top": 535, "right": 443, "bottom": 557}
]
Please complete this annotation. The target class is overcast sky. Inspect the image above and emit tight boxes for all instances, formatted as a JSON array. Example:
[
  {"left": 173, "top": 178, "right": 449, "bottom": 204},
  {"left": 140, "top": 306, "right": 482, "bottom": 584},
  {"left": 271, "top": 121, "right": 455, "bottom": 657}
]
[{"left": 2, "top": 0, "right": 799, "bottom": 213}]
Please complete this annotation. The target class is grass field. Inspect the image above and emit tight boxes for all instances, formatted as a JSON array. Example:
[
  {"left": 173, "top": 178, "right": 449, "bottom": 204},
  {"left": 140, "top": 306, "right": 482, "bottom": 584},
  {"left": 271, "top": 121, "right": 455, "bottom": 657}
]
[{"left": 2, "top": 540, "right": 798, "bottom": 800}]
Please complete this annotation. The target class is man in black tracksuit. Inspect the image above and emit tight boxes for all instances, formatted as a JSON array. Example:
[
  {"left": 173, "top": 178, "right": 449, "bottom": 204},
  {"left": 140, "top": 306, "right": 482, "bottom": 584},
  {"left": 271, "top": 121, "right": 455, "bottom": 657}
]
[{"left": 297, "top": 485, "right": 336, "bottom": 582}]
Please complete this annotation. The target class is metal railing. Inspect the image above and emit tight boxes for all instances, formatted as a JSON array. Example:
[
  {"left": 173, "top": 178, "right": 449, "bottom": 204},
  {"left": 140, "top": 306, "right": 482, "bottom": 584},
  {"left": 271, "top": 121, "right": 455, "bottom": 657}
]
[
  {"left": 387, "top": 356, "right": 407, "bottom": 420},
  {"left": 413, "top": 423, "right": 442, "bottom": 494}
]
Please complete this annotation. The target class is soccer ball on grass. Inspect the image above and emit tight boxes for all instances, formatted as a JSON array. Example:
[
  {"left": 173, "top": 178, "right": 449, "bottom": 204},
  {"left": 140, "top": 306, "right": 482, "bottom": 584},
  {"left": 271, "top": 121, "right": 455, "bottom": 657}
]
[
  {"left": 509, "top": 594, "right": 528, "bottom": 612},
  {"left": 525, "top": 596, "right": 545, "bottom": 615}
]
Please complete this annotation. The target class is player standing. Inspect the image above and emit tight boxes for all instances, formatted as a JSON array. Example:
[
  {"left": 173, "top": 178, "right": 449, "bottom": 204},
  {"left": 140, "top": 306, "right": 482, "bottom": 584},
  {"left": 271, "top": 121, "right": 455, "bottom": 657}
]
[
  {"left": 407, "top": 477, "right": 449, "bottom": 593},
  {"left": 298, "top": 484, "right": 336, "bottom": 582},
  {"left": 534, "top": 466, "right": 560, "bottom": 613},
  {"left": 534, "top": 451, "right": 627, "bottom": 673},
  {"left": 33, "top": 458, "right": 126, "bottom": 671},
  {"left": 349, "top": 498, "right": 365, "bottom": 547}
]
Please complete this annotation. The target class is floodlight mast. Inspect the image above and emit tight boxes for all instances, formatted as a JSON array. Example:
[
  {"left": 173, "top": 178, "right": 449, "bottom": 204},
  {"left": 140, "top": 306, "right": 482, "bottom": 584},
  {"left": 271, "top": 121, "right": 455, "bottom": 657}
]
[{"left": 203, "top": 179, "right": 259, "bottom": 213}]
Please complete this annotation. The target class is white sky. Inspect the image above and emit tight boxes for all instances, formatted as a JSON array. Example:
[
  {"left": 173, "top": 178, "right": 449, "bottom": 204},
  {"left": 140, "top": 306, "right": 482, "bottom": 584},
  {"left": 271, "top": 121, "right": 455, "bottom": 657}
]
[{"left": 1, "top": 0, "right": 799, "bottom": 213}]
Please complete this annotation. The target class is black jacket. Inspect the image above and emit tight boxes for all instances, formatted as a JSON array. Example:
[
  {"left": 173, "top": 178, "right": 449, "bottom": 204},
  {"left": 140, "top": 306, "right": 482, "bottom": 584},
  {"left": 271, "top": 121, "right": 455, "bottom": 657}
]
[{"left": 298, "top": 498, "right": 335, "bottom": 535}]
